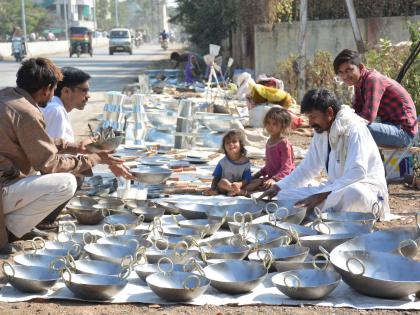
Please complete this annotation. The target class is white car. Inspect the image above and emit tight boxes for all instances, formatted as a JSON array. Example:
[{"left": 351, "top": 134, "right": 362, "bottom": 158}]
[{"left": 109, "top": 28, "right": 133, "bottom": 55}]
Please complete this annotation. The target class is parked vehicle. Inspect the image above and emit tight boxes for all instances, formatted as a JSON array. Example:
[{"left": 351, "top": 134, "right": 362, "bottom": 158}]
[
  {"left": 109, "top": 28, "right": 133, "bottom": 55},
  {"left": 69, "top": 27, "right": 93, "bottom": 58},
  {"left": 11, "top": 37, "right": 26, "bottom": 62}
]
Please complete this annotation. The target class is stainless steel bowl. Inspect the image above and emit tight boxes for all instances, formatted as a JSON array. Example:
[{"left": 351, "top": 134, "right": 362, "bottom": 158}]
[
  {"left": 203, "top": 260, "right": 269, "bottom": 294},
  {"left": 2, "top": 262, "right": 62, "bottom": 293},
  {"left": 85, "top": 136, "right": 123, "bottom": 153},
  {"left": 63, "top": 268, "right": 129, "bottom": 301},
  {"left": 146, "top": 110, "right": 178, "bottom": 130},
  {"left": 272, "top": 269, "right": 341, "bottom": 300},
  {"left": 131, "top": 166, "right": 172, "bottom": 184}
]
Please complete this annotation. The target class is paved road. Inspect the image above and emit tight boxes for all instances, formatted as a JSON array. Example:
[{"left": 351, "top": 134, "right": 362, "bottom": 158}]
[{"left": 0, "top": 44, "right": 177, "bottom": 92}]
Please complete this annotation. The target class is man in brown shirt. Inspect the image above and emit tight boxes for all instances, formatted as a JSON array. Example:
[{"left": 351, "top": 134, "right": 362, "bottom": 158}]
[{"left": 0, "top": 58, "right": 132, "bottom": 254}]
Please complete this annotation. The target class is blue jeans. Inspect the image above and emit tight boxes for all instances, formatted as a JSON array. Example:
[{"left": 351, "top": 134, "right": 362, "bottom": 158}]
[{"left": 367, "top": 122, "right": 413, "bottom": 147}]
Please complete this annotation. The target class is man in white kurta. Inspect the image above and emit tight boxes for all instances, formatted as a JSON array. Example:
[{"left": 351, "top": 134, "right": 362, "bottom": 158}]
[{"left": 261, "top": 88, "right": 389, "bottom": 219}]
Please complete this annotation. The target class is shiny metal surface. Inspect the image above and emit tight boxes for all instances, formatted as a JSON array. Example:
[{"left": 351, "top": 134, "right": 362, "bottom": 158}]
[
  {"left": 200, "top": 243, "right": 250, "bottom": 261},
  {"left": 84, "top": 243, "right": 136, "bottom": 265},
  {"left": 2, "top": 262, "right": 61, "bottom": 293},
  {"left": 178, "top": 218, "right": 223, "bottom": 236},
  {"left": 203, "top": 260, "right": 268, "bottom": 294},
  {"left": 132, "top": 206, "right": 164, "bottom": 222},
  {"left": 299, "top": 234, "right": 354, "bottom": 255},
  {"left": 103, "top": 213, "right": 141, "bottom": 229},
  {"left": 248, "top": 245, "right": 309, "bottom": 263},
  {"left": 146, "top": 110, "right": 178, "bottom": 130},
  {"left": 330, "top": 249, "right": 420, "bottom": 299},
  {"left": 131, "top": 166, "right": 172, "bottom": 184},
  {"left": 68, "top": 204, "right": 105, "bottom": 225},
  {"left": 312, "top": 220, "right": 374, "bottom": 236},
  {"left": 68, "top": 196, "right": 98, "bottom": 208},
  {"left": 263, "top": 200, "right": 307, "bottom": 225},
  {"left": 272, "top": 253, "right": 335, "bottom": 273},
  {"left": 125, "top": 199, "right": 152, "bottom": 210},
  {"left": 146, "top": 271, "right": 210, "bottom": 302},
  {"left": 63, "top": 270, "right": 128, "bottom": 301},
  {"left": 97, "top": 235, "right": 152, "bottom": 250},
  {"left": 198, "top": 113, "right": 237, "bottom": 132},
  {"left": 206, "top": 201, "right": 265, "bottom": 226},
  {"left": 317, "top": 209, "right": 377, "bottom": 226},
  {"left": 174, "top": 203, "right": 214, "bottom": 220},
  {"left": 71, "top": 259, "right": 124, "bottom": 276},
  {"left": 85, "top": 136, "right": 123, "bottom": 153},
  {"left": 13, "top": 253, "right": 59, "bottom": 267},
  {"left": 272, "top": 269, "right": 341, "bottom": 300}
]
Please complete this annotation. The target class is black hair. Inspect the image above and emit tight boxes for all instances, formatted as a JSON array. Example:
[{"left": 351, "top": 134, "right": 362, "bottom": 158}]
[
  {"left": 221, "top": 130, "right": 247, "bottom": 157},
  {"left": 263, "top": 107, "right": 292, "bottom": 135},
  {"left": 333, "top": 49, "right": 362, "bottom": 74},
  {"left": 16, "top": 57, "right": 63, "bottom": 94},
  {"left": 170, "top": 52, "right": 180, "bottom": 61},
  {"left": 301, "top": 88, "right": 341, "bottom": 116},
  {"left": 54, "top": 67, "right": 91, "bottom": 97}
]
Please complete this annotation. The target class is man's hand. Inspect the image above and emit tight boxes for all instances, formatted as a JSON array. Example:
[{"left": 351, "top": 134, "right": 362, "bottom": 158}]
[
  {"left": 295, "top": 192, "right": 331, "bottom": 209},
  {"left": 258, "top": 185, "right": 280, "bottom": 200},
  {"left": 109, "top": 164, "right": 134, "bottom": 180},
  {"left": 78, "top": 138, "right": 95, "bottom": 154},
  {"left": 262, "top": 178, "right": 277, "bottom": 189},
  {"left": 97, "top": 152, "right": 124, "bottom": 166}
]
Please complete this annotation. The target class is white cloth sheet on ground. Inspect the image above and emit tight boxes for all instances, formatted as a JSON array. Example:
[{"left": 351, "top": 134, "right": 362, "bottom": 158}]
[{"left": 0, "top": 271, "right": 418, "bottom": 309}]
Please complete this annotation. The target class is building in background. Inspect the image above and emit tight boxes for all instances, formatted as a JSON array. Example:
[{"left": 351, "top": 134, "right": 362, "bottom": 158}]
[{"left": 34, "top": 0, "right": 95, "bottom": 29}]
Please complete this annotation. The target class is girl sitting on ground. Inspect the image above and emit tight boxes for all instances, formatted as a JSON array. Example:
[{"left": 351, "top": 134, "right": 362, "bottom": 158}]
[
  {"left": 206, "top": 130, "right": 258, "bottom": 196},
  {"left": 253, "top": 106, "right": 295, "bottom": 189}
]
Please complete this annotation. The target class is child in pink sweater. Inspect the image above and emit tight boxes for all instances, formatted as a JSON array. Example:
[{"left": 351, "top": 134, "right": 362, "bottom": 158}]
[{"left": 253, "top": 107, "right": 295, "bottom": 189}]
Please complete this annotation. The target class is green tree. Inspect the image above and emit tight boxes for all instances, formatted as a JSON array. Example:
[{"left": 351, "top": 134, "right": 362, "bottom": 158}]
[
  {"left": 0, "top": 0, "right": 50, "bottom": 39},
  {"left": 170, "top": 0, "right": 236, "bottom": 52}
]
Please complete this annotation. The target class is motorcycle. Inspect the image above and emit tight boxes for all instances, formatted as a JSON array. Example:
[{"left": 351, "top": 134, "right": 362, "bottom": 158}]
[
  {"left": 11, "top": 37, "right": 26, "bottom": 62},
  {"left": 160, "top": 37, "right": 169, "bottom": 50}
]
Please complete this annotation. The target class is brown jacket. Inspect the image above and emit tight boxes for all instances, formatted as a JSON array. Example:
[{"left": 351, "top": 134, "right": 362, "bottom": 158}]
[{"left": 0, "top": 87, "right": 99, "bottom": 247}]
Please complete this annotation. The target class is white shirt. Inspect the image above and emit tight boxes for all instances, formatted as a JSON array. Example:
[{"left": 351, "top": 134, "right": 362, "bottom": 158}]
[
  {"left": 276, "top": 109, "right": 389, "bottom": 214},
  {"left": 42, "top": 96, "right": 75, "bottom": 142}
]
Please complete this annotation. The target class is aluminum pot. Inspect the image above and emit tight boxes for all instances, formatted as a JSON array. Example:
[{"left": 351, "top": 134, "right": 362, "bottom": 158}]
[
  {"left": 248, "top": 245, "right": 310, "bottom": 263},
  {"left": 68, "top": 258, "right": 126, "bottom": 277},
  {"left": 2, "top": 260, "right": 63, "bottom": 293},
  {"left": 131, "top": 166, "right": 172, "bottom": 184},
  {"left": 174, "top": 203, "right": 214, "bottom": 220},
  {"left": 272, "top": 253, "right": 335, "bottom": 273},
  {"left": 84, "top": 243, "right": 139, "bottom": 265},
  {"left": 85, "top": 136, "right": 123, "bottom": 153},
  {"left": 146, "top": 270, "right": 210, "bottom": 302},
  {"left": 312, "top": 220, "right": 374, "bottom": 236},
  {"left": 132, "top": 206, "right": 165, "bottom": 222},
  {"left": 203, "top": 260, "right": 270, "bottom": 294},
  {"left": 272, "top": 269, "right": 341, "bottom": 300},
  {"left": 177, "top": 218, "right": 224, "bottom": 236},
  {"left": 68, "top": 204, "right": 105, "bottom": 225},
  {"left": 298, "top": 234, "right": 354, "bottom": 255},
  {"left": 329, "top": 249, "right": 420, "bottom": 299},
  {"left": 263, "top": 200, "right": 307, "bottom": 225},
  {"left": 62, "top": 267, "right": 129, "bottom": 301}
]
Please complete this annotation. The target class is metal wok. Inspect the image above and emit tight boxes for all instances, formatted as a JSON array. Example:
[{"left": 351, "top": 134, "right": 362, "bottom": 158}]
[
  {"left": 299, "top": 234, "right": 354, "bottom": 255},
  {"left": 272, "top": 253, "right": 335, "bottom": 273},
  {"left": 62, "top": 267, "right": 129, "bottom": 301},
  {"left": 2, "top": 260, "right": 63, "bottom": 293},
  {"left": 67, "top": 204, "right": 105, "bottom": 225},
  {"left": 177, "top": 218, "right": 224, "bottom": 236},
  {"left": 85, "top": 136, "right": 123, "bottom": 153},
  {"left": 132, "top": 206, "right": 164, "bottom": 222},
  {"left": 103, "top": 213, "right": 143, "bottom": 229},
  {"left": 174, "top": 203, "right": 214, "bottom": 220},
  {"left": 312, "top": 220, "right": 374, "bottom": 236},
  {"left": 131, "top": 166, "right": 172, "bottom": 184},
  {"left": 68, "top": 258, "right": 125, "bottom": 277},
  {"left": 248, "top": 245, "right": 309, "bottom": 263},
  {"left": 263, "top": 200, "right": 307, "bottom": 225},
  {"left": 199, "top": 243, "right": 250, "bottom": 261},
  {"left": 272, "top": 269, "right": 341, "bottom": 300},
  {"left": 68, "top": 196, "right": 98, "bottom": 208},
  {"left": 203, "top": 260, "right": 270, "bottom": 294},
  {"left": 84, "top": 243, "right": 138, "bottom": 265},
  {"left": 97, "top": 235, "right": 151, "bottom": 251},
  {"left": 330, "top": 249, "right": 420, "bottom": 299},
  {"left": 206, "top": 201, "right": 265, "bottom": 227},
  {"left": 315, "top": 206, "right": 378, "bottom": 226},
  {"left": 146, "top": 270, "right": 210, "bottom": 302},
  {"left": 145, "top": 240, "right": 200, "bottom": 264}
]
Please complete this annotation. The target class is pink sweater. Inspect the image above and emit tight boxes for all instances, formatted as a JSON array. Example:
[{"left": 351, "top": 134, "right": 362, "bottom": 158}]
[{"left": 260, "top": 138, "right": 295, "bottom": 180}]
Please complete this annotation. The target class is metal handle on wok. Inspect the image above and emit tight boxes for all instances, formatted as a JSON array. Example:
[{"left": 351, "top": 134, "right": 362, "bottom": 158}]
[
  {"left": 182, "top": 274, "right": 200, "bottom": 291},
  {"left": 346, "top": 257, "right": 366, "bottom": 277},
  {"left": 157, "top": 256, "right": 174, "bottom": 274},
  {"left": 283, "top": 273, "right": 300, "bottom": 291},
  {"left": 2, "top": 261, "right": 15, "bottom": 278}
]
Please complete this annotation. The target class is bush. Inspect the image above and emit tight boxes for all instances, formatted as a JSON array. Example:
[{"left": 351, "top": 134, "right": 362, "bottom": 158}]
[
  {"left": 276, "top": 51, "right": 353, "bottom": 105},
  {"left": 276, "top": 21, "right": 420, "bottom": 114}
]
